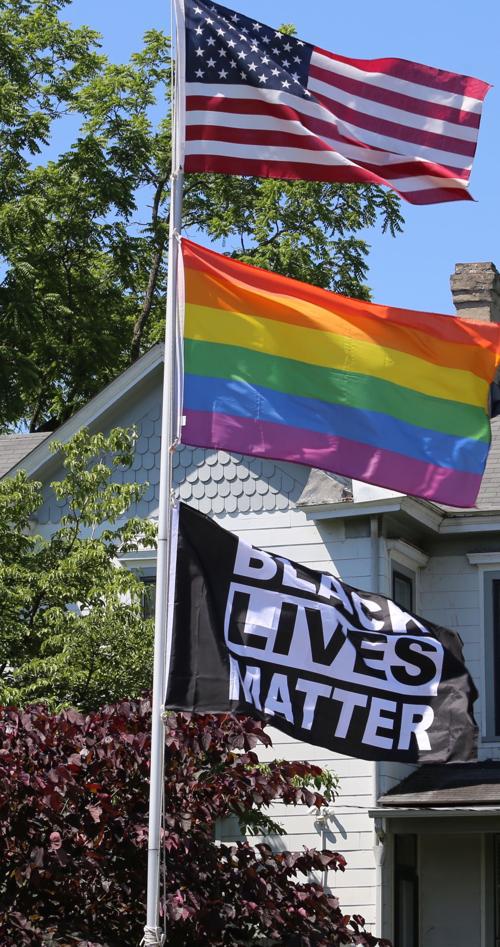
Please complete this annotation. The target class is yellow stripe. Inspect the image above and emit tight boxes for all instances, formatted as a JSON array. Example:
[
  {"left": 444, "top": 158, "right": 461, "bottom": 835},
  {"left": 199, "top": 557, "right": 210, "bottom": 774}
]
[
  {"left": 186, "top": 270, "right": 497, "bottom": 380},
  {"left": 185, "top": 303, "right": 489, "bottom": 408}
]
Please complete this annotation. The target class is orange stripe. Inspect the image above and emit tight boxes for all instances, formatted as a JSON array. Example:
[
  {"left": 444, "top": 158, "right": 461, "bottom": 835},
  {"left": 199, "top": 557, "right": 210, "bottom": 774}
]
[
  {"left": 182, "top": 238, "right": 500, "bottom": 357},
  {"left": 184, "top": 265, "right": 497, "bottom": 380}
]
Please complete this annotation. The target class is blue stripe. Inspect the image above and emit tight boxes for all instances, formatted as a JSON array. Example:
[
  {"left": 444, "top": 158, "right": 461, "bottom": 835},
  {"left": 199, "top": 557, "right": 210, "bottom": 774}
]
[{"left": 184, "top": 374, "right": 488, "bottom": 475}]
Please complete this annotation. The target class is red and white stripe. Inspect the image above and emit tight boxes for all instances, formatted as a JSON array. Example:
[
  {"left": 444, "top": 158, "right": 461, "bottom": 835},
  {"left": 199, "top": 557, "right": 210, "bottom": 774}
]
[{"left": 182, "top": 48, "right": 490, "bottom": 205}]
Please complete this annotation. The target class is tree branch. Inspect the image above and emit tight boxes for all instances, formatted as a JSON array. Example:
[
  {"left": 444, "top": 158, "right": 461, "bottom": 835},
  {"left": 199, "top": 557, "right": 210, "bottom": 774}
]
[
  {"left": 129, "top": 172, "right": 168, "bottom": 362},
  {"left": 28, "top": 390, "right": 46, "bottom": 432}
]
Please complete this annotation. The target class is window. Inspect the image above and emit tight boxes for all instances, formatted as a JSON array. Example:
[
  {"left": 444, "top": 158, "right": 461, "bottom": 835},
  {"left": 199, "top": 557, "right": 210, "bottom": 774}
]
[
  {"left": 392, "top": 569, "right": 414, "bottom": 613},
  {"left": 141, "top": 576, "right": 156, "bottom": 619},
  {"left": 495, "top": 835, "right": 500, "bottom": 947},
  {"left": 493, "top": 582, "right": 500, "bottom": 736},
  {"left": 387, "top": 541, "right": 427, "bottom": 615},
  {"left": 117, "top": 551, "right": 157, "bottom": 620},
  {"left": 394, "top": 833, "right": 418, "bottom": 947},
  {"left": 480, "top": 568, "right": 500, "bottom": 739}
]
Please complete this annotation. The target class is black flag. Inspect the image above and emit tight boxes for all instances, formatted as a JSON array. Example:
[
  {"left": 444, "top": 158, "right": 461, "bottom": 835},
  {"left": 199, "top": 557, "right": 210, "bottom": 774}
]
[{"left": 166, "top": 503, "right": 478, "bottom": 763}]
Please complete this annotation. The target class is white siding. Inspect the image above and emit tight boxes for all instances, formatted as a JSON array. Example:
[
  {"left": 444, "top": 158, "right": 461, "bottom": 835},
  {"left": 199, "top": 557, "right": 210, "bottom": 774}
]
[
  {"left": 420, "top": 834, "right": 482, "bottom": 947},
  {"left": 219, "top": 725, "right": 377, "bottom": 930},
  {"left": 378, "top": 761, "right": 415, "bottom": 797},
  {"left": 419, "top": 553, "right": 489, "bottom": 751},
  {"left": 216, "top": 509, "right": 378, "bottom": 932}
]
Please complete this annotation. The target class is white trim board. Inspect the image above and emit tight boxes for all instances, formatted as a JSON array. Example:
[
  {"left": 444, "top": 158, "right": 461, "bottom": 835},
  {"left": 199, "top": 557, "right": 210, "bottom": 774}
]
[
  {"left": 7, "top": 345, "right": 165, "bottom": 480},
  {"left": 303, "top": 496, "right": 443, "bottom": 533}
]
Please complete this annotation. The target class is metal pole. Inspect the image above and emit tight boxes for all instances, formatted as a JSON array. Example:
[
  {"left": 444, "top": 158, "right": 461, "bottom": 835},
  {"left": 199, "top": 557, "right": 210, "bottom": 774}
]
[
  {"left": 143, "top": 1, "right": 185, "bottom": 939},
  {"left": 143, "top": 169, "right": 184, "bottom": 947}
]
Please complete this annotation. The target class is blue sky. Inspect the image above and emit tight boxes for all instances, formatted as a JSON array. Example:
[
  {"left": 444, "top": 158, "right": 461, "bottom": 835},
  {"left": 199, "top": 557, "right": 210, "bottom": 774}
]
[{"left": 65, "top": 0, "right": 500, "bottom": 314}]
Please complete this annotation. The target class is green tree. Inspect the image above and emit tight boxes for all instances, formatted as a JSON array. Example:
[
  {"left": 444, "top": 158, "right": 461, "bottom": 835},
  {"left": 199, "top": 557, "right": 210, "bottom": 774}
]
[
  {"left": 0, "top": 5, "right": 173, "bottom": 431},
  {"left": 0, "top": 0, "right": 103, "bottom": 427},
  {"left": 0, "top": 426, "right": 157, "bottom": 709},
  {"left": 185, "top": 175, "right": 403, "bottom": 297},
  {"left": 0, "top": 0, "right": 102, "bottom": 202},
  {"left": 0, "top": 0, "right": 404, "bottom": 433}
]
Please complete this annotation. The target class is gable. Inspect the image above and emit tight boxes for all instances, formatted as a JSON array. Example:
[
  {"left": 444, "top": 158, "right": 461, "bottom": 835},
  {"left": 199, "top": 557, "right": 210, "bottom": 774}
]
[{"left": 29, "top": 373, "right": 312, "bottom": 531}]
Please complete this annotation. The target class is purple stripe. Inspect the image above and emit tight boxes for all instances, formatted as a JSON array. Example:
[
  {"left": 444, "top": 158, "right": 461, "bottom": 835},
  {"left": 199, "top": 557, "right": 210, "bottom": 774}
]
[{"left": 182, "top": 410, "right": 482, "bottom": 508}]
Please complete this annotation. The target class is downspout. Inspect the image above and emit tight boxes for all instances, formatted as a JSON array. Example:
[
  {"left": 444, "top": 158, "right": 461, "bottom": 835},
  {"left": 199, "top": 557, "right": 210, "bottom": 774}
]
[
  {"left": 370, "top": 513, "right": 380, "bottom": 596},
  {"left": 370, "top": 515, "right": 385, "bottom": 938}
]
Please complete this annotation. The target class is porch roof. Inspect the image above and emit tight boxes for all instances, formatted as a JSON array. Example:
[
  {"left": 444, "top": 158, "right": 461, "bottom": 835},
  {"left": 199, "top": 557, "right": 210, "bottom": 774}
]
[{"left": 377, "top": 761, "right": 500, "bottom": 808}]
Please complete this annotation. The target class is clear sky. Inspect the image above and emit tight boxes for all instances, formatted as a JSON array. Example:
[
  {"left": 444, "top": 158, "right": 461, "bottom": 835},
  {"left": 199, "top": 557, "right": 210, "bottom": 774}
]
[{"left": 65, "top": 0, "right": 500, "bottom": 315}]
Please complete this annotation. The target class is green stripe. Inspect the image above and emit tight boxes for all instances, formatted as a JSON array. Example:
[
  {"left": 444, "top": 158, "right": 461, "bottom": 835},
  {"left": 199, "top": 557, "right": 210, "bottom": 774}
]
[{"left": 184, "top": 338, "right": 490, "bottom": 443}]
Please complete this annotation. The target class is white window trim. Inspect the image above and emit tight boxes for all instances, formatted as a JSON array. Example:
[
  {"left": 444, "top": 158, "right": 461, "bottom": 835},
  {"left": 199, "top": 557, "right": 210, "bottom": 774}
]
[
  {"left": 466, "top": 553, "right": 500, "bottom": 742},
  {"left": 467, "top": 554, "right": 500, "bottom": 567},
  {"left": 386, "top": 540, "right": 429, "bottom": 571},
  {"left": 118, "top": 549, "right": 157, "bottom": 572},
  {"left": 386, "top": 540, "right": 428, "bottom": 614}
]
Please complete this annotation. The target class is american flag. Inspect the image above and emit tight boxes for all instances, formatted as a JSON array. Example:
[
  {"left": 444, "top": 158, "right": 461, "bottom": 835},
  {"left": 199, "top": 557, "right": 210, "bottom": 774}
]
[{"left": 177, "top": 0, "right": 490, "bottom": 205}]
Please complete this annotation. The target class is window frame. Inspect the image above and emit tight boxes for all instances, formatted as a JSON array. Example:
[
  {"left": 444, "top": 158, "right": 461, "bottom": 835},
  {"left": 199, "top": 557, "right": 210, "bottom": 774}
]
[
  {"left": 465, "top": 555, "right": 500, "bottom": 744},
  {"left": 117, "top": 549, "right": 158, "bottom": 620},
  {"left": 392, "top": 567, "right": 414, "bottom": 614},
  {"left": 481, "top": 567, "right": 500, "bottom": 741},
  {"left": 385, "top": 539, "right": 427, "bottom": 615},
  {"left": 394, "top": 833, "right": 419, "bottom": 947},
  {"left": 140, "top": 573, "right": 157, "bottom": 619}
]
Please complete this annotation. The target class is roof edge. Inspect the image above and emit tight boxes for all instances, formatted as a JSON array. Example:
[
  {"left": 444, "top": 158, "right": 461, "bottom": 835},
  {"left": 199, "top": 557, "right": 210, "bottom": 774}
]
[
  {"left": 301, "top": 494, "right": 444, "bottom": 533},
  {"left": 5, "top": 344, "right": 164, "bottom": 480}
]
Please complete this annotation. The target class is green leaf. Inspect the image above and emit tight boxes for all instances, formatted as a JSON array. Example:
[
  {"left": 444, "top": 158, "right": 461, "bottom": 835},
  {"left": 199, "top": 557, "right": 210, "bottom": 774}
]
[{"left": 0, "top": 426, "right": 156, "bottom": 710}]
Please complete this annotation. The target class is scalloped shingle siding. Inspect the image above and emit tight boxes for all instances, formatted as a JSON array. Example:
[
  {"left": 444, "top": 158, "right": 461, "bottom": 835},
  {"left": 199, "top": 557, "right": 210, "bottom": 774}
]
[{"left": 30, "top": 389, "right": 310, "bottom": 526}]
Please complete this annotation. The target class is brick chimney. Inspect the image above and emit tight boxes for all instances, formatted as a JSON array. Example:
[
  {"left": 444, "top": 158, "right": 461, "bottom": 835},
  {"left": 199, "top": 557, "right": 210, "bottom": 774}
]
[{"left": 450, "top": 262, "right": 500, "bottom": 322}]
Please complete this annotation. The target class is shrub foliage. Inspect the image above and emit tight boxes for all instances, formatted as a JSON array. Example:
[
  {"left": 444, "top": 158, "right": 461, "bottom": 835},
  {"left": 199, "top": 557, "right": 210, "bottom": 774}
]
[
  {"left": 0, "top": 698, "right": 390, "bottom": 946},
  {"left": 0, "top": 427, "right": 156, "bottom": 710}
]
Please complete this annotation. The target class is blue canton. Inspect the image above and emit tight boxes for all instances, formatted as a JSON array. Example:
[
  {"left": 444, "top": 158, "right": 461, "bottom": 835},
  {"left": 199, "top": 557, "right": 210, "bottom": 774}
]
[{"left": 185, "top": 0, "right": 313, "bottom": 99}]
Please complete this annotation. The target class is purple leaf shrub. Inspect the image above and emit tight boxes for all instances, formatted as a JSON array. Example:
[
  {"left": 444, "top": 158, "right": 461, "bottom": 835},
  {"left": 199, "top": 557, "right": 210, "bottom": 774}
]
[{"left": 0, "top": 699, "right": 390, "bottom": 946}]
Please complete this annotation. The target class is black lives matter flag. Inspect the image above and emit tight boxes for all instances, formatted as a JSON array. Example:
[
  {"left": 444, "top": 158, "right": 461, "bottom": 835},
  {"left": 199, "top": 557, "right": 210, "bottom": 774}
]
[{"left": 166, "top": 503, "right": 478, "bottom": 762}]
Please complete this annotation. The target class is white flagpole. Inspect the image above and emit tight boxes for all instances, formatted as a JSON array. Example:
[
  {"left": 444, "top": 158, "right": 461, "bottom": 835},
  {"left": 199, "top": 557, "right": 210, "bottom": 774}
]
[{"left": 143, "top": 1, "right": 185, "bottom": 944}]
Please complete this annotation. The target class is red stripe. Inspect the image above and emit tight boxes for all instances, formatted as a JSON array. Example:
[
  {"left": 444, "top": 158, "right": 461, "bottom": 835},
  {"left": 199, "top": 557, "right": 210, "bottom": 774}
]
[
  {"left": 355, "top": 158, "right": 466, "bottom": 182},
  {"left": 187, "top": 123, "right": 357, "bottom": 153},
  {"left": 313, "top": 47, "right": 491, "bottom": 101},
  {"left": 184, "top": 154, "right": 471, "bottom": 205},
  {"left": 308, "top": 62, "right": 482, "bottom": 129},
  {"left": 398, "top": 184, "right": 473, "bottom": 205},
  {"left": 185, "top": 151, "right": 384, "bottom": 187},
  {"left": 187, "top": 92, "right": 377, "bottom": 156},
  {"left": 182, "top": 238, "right": 497, "bottom": 345},
  {"left": 186, "top": 123, "right": 468, "bottom": 182},
  {"left": 186, "top": 125, "right": 469, "bottom": 189},
  {"left": 313, "top": 88, "right": 477, "bottom": 158},
  {"left": 185, "top": 95, "right": 470, "bottom": 180}
]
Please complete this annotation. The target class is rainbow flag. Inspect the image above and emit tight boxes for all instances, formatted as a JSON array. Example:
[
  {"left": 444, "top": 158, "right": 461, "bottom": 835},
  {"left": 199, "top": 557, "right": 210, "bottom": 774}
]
[{"left": 181, "top": 239, "right": 500, "bottom": 507}]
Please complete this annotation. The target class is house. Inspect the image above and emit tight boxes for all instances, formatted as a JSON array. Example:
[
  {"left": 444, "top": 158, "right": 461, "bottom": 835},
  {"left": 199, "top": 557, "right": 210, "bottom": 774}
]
[{"left": 3, "top": 260, "right": 500, "bottom": 946}]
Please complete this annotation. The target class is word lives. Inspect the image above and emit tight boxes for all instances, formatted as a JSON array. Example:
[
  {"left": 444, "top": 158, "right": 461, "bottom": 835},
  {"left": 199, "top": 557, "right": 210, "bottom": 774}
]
[{"left": 225, "top": 538, "right": 444, "bottom": 756}]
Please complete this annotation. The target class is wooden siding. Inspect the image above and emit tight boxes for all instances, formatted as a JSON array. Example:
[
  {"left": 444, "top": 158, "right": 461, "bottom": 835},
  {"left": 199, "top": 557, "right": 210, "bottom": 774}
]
[
  {"left": 419, "top": 553, "right": 492, "bottom": 755},
  {"left": 218, "top": 511, "right": 378, "bottom": 932}
]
